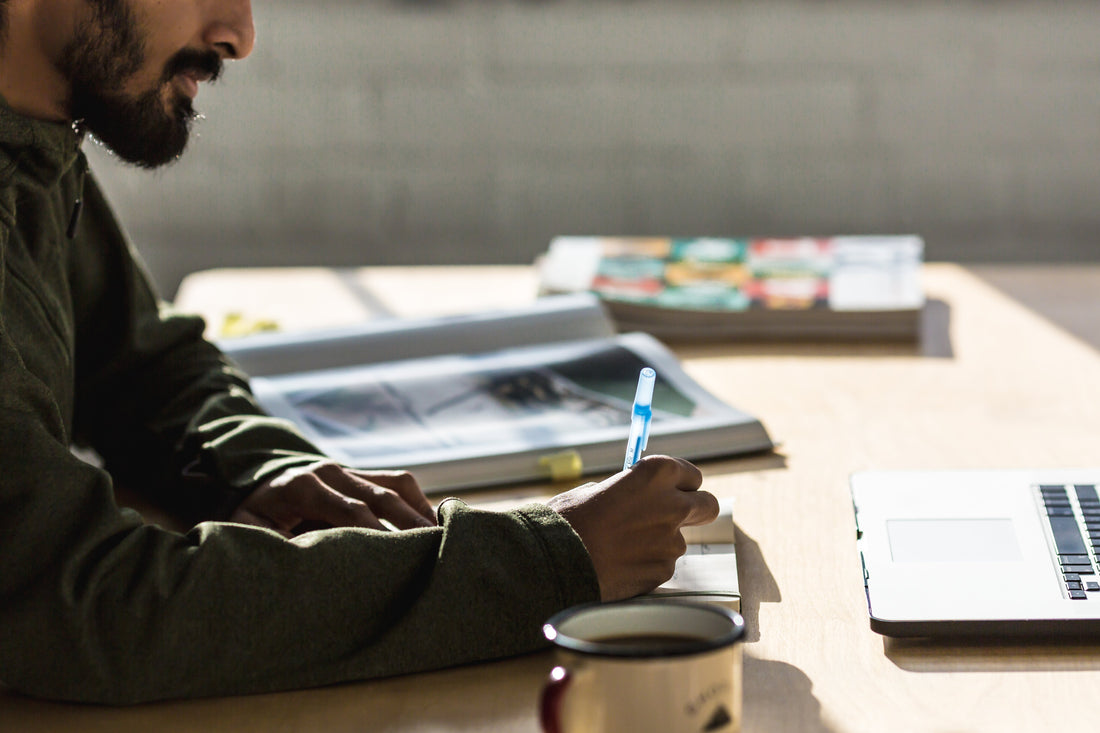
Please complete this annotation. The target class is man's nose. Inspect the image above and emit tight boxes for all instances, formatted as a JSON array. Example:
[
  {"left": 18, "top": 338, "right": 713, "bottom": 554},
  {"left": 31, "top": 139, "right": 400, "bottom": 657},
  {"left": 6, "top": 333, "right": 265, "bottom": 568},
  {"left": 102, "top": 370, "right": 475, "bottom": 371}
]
[{"left": 203, "top": 0, "right": 256, "bottom": 60}]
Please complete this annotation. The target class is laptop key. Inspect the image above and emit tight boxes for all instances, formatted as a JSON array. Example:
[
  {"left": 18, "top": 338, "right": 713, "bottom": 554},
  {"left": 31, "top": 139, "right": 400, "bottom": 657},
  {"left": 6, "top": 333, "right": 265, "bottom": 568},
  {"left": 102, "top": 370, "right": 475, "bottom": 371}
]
[
  {"left": 1088, "top": 582, "right": 1100, "bottom": 592},
  {"left": 1070, "top": 591, "right": 1089, "bottom": 600},
  {"left": 1075, "top": 484, "right": 1099, "bottom": 502},
  {"left": 1061, "top": 564, "right": 1095, "bottom": 575},
  {"left": 1067, "top": 581, "right": 1084, "bottom": 591},
  {"left": 1049, "top": 516, "right": 1090, "bottom": 555}
]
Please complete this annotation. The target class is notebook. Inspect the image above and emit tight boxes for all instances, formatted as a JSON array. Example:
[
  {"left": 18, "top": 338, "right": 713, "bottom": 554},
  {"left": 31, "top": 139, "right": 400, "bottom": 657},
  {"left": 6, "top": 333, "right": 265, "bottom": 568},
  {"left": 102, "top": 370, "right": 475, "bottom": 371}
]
[
  {"left": 851, "top": 468, "right": 1100, "bottom": 638},
  {"left": 646, "top": 497, "right": 740, "bottom": 610}
]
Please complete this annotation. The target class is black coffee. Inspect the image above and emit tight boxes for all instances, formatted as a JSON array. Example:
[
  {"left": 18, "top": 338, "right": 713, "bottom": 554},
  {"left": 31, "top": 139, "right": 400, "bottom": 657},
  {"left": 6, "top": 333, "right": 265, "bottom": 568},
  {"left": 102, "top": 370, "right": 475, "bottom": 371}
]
[{"left": 592, "top": 633, "right": 705, "bottom": 648}]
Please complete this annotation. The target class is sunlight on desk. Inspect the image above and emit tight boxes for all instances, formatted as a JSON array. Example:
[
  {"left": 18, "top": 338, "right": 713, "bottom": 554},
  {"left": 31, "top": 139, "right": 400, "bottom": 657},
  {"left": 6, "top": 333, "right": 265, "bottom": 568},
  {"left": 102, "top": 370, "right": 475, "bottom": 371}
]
[{"left": 6, "top": 264, "right": 1100, "bottom": 732}]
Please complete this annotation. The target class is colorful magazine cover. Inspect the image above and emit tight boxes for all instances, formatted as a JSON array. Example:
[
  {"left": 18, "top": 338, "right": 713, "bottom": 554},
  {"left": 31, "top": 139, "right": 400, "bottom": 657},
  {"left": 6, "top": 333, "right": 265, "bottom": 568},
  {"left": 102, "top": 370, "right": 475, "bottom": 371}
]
[{"left": 553, "top": 235, "right": 922, "bottom": 314}]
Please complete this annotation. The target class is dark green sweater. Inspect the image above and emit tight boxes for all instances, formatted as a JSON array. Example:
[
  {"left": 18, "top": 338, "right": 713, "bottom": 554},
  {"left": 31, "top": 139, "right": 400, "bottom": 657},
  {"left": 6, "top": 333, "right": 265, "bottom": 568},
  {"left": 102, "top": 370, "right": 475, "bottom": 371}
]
[{"left": 0, "top": 100, "right": 599, "bottom": 704}]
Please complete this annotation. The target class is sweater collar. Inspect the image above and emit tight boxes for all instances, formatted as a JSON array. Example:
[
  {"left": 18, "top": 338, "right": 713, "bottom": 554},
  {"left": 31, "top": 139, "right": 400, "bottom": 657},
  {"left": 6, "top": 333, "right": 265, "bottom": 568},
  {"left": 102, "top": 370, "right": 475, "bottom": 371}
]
[{"left": 0, "top": 94, "right": 85, "bottom": 187}]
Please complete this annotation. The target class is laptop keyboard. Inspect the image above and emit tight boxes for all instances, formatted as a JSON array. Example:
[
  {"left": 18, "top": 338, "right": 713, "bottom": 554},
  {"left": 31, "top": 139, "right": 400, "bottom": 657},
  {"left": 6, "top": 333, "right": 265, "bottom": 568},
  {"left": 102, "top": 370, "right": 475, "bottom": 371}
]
[{"left": 1040, "top": 484, "right": 1100, "bottom": 599}]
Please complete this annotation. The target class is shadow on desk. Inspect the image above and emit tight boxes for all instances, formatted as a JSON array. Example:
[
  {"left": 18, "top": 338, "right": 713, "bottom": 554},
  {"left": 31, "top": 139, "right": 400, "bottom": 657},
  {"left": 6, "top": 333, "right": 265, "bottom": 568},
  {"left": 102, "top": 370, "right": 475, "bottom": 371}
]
[
  {"left": 0, "top": 653, "right": 557, "bottom": 733},
  {"left": 920, "top": 299, "right": 953, "bottom": 359},
  {"left": 730, "top": 517, "right": 835, "bottom": 731},
  {"left": 698, "top": 450, "right": 788, "bottom": 479},
  {"left": 674, "top": 298, "right": 954, "bottom": 361},
  {"left": 1, "top": 650, "right": 837, "bottom": 733},
  {"left": 734, "top": 522, "right": 781, "bottom": 645},
  {"left": 885, "top": 637, "right": 1100, "bottom": 673},
  {"left": 744, "top": 654, "right": 837, "bottom": 733}
]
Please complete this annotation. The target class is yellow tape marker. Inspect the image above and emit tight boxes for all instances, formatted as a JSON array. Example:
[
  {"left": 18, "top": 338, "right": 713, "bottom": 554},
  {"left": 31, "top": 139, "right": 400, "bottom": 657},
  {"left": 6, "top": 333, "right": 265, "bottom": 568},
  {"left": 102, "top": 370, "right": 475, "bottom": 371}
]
[
  {"left": 538, "top": 450, "right": 584, "bottom": 482},
  {"left": 219, "top": 312, "right": 281, "bottom": 338}
]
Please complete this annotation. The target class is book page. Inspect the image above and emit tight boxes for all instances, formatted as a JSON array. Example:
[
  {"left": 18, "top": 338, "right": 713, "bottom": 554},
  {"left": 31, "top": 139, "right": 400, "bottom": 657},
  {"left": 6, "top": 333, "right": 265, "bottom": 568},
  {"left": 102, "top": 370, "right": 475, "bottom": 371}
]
[
  {"left": 220, "top": 293, "right": 615, "bottom": 377},
  {"left": 250, "top": 333, "right": 748, "bottom": 471},
  {"left": 247, "top": 329, "right": 772, "bottom": 494}
]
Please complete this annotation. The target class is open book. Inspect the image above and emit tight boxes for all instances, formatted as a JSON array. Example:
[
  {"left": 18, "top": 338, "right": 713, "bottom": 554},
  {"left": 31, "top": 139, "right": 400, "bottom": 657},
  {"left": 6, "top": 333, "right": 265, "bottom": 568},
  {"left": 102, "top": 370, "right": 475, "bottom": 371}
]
[
  {"left": 647, "top": 498, "right": 740, "bottom": 610},
  {"left": 221, "top": 295, "right": 774, "bottom": 494},
  {"left": 538, "top": 235, "right": 925, "bottom": 340}
]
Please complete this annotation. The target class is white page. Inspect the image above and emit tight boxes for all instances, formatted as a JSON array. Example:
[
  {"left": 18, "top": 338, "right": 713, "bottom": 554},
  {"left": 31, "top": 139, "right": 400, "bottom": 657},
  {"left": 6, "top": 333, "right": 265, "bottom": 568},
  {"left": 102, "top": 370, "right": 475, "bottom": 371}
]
[
  {"left": 250, "top": 333, "right": 754, "bottom": 472},
  {"left": 220, "top": 293, "right": 614, "bottom": 377}
]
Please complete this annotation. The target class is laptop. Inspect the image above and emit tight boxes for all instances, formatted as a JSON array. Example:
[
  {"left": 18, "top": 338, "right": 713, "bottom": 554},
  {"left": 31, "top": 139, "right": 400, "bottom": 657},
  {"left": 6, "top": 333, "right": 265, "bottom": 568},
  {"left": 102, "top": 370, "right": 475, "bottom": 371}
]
[{"left": 851, "top": 468, "right": 1100, "bottom": 638}]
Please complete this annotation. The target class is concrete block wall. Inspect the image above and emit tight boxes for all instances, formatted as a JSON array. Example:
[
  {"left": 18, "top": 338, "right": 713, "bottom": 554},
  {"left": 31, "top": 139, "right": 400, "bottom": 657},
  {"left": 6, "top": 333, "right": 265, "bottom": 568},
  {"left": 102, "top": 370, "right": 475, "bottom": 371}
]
[{"left": 86, "top": 1, "right": 1100, "bottom": 297}]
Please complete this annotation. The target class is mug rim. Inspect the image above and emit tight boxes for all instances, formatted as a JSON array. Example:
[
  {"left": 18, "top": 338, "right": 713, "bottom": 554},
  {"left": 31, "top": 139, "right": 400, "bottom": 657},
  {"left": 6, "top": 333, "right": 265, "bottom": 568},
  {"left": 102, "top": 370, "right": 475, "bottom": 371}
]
[{"left": 543, "top": 600, "right": 745, "bottom": 659}]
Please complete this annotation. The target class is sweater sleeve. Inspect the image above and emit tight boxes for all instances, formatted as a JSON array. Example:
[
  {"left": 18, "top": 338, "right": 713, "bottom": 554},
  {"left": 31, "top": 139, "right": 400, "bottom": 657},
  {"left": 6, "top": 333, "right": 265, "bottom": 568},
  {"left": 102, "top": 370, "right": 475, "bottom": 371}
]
[
  {"left": 68, "top": 174, "right": 330, "bottom": 522},
  {"left": 0, "top": 409, "right": 599, "bottom": 702},
  {"left": 0, "top": 171, "right": 602, "bottom": 704}
]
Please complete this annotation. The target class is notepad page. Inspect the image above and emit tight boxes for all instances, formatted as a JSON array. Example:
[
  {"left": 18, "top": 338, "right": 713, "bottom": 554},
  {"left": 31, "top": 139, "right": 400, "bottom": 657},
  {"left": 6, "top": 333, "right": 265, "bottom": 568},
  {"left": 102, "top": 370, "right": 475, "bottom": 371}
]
[{"left": 647, "top": 499, "right": 739, "bottom": 610}]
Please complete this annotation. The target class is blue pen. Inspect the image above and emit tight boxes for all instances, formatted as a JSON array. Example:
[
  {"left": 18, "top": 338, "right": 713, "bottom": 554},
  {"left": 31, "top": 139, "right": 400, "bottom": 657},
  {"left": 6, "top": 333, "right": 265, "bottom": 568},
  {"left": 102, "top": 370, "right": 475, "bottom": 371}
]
[{"left": 623, "top": 367, "right": 656, "bottom": 469}]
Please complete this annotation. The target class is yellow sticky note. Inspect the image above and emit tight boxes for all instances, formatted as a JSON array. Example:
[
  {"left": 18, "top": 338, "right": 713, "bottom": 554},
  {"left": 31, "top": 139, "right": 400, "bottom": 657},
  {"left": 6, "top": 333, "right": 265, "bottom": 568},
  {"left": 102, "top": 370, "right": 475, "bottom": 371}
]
[
  {"left": 538, "top": 450, "right": 583, "bottom": 481},
  {"left": 219, "top": 312, "right": 280, "bottom": 338}
]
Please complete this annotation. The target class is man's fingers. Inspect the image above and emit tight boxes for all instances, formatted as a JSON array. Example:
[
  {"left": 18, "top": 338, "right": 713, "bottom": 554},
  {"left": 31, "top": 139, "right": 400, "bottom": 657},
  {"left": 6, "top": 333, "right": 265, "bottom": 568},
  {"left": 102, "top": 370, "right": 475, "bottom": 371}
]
[
  {"left": 363, "top": 490, "right": 438, "bottom": 530},
  {"left": 631, "top": 455, "right": 703, "bottom": 492},
  {"left": 628, "top": 455, "right": 715, "bottom": 526},
  {"left": 331, "top": 468, "right": 437, "bottom": 527},
  {"left": 294, "top": 477, "right": 386, "bottom": 530},
  {"left": 232, "top": 463, "right": 440, "bottom": 536},
  {"left": 356, "top": 470, "right": 437, "bottom": 525},
  {"left": 676, "top": 462, "right": 705, "bottom": 492},
  {"left": 680, "top": 489, "right": 721, "bottom": 527},
  {"left": 363, "top": 471, "right": 435, "bottom": 521}
]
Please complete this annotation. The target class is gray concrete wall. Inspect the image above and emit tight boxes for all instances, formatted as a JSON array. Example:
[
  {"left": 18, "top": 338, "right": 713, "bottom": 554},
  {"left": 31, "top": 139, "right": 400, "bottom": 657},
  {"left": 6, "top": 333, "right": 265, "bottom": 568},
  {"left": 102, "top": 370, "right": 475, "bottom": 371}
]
[{"left": 86, "top": 1, "right": 1100, "bottom": 297}]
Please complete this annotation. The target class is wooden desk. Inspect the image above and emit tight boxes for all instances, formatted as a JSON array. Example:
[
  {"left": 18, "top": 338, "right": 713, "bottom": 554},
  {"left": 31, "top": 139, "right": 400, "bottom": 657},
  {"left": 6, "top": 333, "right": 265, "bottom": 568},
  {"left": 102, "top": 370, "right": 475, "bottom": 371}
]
[{"left": 5, "top": 263, "right": 1100, "bottom": 732}]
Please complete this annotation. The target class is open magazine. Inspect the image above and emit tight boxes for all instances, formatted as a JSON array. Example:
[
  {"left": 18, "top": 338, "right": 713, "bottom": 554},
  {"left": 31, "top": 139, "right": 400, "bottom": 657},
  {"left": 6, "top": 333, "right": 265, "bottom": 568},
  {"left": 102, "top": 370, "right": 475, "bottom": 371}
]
[{"left": 223, "top": 295, "right": 774, "bottom": 493}]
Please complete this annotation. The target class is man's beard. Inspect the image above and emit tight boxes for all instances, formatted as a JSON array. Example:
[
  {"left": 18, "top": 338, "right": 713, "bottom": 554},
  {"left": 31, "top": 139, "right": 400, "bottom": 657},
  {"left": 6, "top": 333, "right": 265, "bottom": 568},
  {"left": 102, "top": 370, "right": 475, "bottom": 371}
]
[{"left": 59, "top": 0, "right": 222, "bottom": 169}]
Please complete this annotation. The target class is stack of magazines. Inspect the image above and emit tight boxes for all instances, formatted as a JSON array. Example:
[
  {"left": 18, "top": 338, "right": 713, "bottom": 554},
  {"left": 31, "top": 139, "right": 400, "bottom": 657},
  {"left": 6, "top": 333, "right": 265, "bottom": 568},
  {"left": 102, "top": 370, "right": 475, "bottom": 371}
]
[{"left": 537, "top": 235, "right": 925, "bottom": 341}]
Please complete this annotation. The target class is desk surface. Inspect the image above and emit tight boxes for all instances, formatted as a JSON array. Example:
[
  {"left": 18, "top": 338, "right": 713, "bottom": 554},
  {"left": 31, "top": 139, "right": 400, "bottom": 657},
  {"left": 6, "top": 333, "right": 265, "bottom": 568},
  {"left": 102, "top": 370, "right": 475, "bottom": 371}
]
[{"left": 5, "top": 263, "right": 1100, "bottom": 732}]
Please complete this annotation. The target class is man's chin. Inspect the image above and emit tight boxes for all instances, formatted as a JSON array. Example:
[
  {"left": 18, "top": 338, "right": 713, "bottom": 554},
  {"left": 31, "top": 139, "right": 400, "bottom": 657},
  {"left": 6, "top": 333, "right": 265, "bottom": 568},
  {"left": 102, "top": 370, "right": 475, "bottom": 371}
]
[
  {"left": 76, "top": 87, "right": 195, "bottom": 169},
  {"left": 85, "top": 114, "right": 193, "bottom": 169},
  {"left": 90, "top": 130, "right": 190, "bottom": 169}
]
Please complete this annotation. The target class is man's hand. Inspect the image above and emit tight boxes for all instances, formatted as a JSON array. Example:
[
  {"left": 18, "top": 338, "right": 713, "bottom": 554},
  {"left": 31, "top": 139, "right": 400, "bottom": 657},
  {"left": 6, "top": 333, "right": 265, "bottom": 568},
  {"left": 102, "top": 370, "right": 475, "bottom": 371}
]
[
  {"left": 546, "top": 455, "right": 719, "bottom": 602},
  {"left": 230, "top": 461, "right": 437, "bottom": 537}
]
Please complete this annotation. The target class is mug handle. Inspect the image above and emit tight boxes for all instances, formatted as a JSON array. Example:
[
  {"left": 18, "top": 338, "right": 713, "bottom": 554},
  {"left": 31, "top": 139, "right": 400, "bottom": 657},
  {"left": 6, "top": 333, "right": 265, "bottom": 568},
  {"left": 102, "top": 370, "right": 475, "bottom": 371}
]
[{"left": 539, "top": 665, "right": 571, "bottom": 733}]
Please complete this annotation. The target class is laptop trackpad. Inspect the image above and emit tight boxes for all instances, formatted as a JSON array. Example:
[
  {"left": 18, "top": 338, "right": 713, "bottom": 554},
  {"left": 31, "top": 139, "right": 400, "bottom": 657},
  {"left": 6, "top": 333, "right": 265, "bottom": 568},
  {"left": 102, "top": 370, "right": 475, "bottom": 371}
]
[{"left": 887, "top": 519, "right": 1024, "bottom": 563}]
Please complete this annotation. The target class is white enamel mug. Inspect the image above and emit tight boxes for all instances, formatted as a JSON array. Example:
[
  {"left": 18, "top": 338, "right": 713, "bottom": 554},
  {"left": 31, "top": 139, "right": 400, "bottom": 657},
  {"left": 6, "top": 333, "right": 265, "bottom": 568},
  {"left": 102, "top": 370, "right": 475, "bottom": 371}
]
[{"left": 540, "top": 600, "right": 745, "bottom": 733}]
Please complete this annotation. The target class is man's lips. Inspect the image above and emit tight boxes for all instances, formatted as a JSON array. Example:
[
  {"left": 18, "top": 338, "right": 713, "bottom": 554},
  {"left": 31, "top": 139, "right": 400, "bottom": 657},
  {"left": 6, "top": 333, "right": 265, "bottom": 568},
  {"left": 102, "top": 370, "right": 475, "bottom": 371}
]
[{"left": 173, "top": 70, "right": 211, "bottom": 99}]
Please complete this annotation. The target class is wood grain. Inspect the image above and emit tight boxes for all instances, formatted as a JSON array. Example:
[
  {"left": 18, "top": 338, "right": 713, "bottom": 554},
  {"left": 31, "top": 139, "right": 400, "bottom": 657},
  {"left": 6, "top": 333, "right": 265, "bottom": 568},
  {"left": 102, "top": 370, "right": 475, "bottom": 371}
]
[{"left": 6, "top": 263, "right": 1100, "bottom": 731}]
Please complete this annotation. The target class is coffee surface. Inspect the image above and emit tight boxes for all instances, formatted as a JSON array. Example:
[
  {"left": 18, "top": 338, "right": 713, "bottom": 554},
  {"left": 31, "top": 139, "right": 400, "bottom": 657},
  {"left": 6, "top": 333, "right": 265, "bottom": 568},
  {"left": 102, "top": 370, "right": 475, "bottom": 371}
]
[{"left": 591, "top": 633, "right": 705, "bottom": 649}]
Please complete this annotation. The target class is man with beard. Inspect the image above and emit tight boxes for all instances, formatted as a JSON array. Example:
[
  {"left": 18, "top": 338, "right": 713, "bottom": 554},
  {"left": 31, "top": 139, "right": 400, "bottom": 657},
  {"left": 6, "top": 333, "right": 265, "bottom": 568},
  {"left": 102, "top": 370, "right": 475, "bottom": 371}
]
[{"left": 0, "top": 0, "right": 719, "bottom": 705}]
